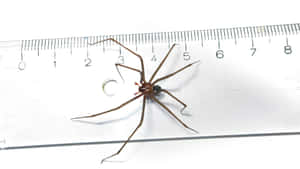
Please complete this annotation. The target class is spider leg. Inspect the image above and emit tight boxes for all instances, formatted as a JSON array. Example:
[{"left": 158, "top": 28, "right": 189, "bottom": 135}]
[
  {"left": 153, "top": 60, "right": 200, "bottom": 85},
  {"left": 89, "top": 38, "right": 146, "bottom": 82},
  {"left": 101, "top": 96, "right": 146, "bottom": 163},
  {"left": 160, "top": 89, "right": 188, "bottom": 115},
  {"left": 150, "top": 95, "right": 198, "bottom": 134},
  {"left": 115, "top": 63, "right": 142, "bottom": 82},
  {"left": 71, "top": 94, "right": 143, "bottom": 120},
  {"left": 149, "top": 43, "right": 177, "bottom": 83}
]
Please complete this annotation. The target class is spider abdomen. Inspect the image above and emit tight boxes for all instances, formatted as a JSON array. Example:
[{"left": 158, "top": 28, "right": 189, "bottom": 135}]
[{"left": 153, "top": 85, "right": 162, "bottom": 95}]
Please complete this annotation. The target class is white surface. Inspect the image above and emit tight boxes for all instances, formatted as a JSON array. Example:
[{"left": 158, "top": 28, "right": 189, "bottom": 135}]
[{"left": 0, "top": 0, "right": 300, "bottom": 169}]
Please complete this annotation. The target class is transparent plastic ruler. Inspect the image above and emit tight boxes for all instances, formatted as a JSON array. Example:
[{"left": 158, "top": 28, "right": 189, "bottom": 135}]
[{"left": 0, "top": 23, "right": 300, "bottom": 150}]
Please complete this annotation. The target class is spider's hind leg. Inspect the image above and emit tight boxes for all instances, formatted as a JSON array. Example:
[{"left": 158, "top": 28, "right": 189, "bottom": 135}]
[
  {"left": 71, "top": 94, "right": 143, "bottom": 120},
  {"left": 150, "top": 95, "right": 198, "bottom": 134},
  {"left": 101, "top": 96, "right": 146, "bottom": 163},
  {"left": 160, "top": 89, "right": 191, "bottom": 116}
]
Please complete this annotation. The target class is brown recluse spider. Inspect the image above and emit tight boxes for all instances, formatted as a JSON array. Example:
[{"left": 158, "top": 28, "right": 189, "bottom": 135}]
[{"left": 71, "top": 38, "right": 200, "bottom": 163}]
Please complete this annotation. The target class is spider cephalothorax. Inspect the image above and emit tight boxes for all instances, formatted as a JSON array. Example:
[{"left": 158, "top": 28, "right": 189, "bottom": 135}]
[{"left": 72, "top": 38, "right": 199, "bottom": 163}]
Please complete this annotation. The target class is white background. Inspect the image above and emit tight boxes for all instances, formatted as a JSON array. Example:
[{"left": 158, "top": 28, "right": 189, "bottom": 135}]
[{"left": 0, "top": 0, "right": 300, "bottom": 169}]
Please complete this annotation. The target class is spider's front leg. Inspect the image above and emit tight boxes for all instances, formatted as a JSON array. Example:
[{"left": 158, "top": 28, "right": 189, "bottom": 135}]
[
  {"left": 89, "top": 38, "right": 146, "bottom": 82},
  {"left": 115, "top": 63, "right": 142, "bottom": 82}
]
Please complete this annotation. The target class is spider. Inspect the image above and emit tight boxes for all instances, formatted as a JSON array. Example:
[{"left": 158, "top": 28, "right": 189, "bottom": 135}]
[{"left": 72, "top": 38, "right": 200, "bottom": 163}]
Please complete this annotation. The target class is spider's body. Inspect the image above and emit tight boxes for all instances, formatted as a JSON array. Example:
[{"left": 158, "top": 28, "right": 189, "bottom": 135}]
[
  {"left": 137, "top": 82, "right": 162, "bottom": 96},
  {"left": 72, "top": 38, "right": 199, "bottom": 163}
]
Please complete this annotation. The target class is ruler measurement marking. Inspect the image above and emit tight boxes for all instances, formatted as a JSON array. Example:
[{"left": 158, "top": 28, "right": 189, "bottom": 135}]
[
  {"left": 158, "top": 32, "right": 161, "bottom": 43},
  {"left": 200, "top": 30, "right": 204, "bottom": 47},
  {"left": 190, "top": 30, "right": 193, "bottom": 42},
  {"left": 285, "top": 24, "right": 290, "bottom": 35},
  {"left": 170, "top": 32, "right": 174, "bottom": 44},
  {"left": 220, "top": 29, "right": 223, "bottom": 40},
  {"left": 171, "top": 31, "right": 175, "bottom": 43},
  {"left": 216, "top": 29, "right": 220, "bottom": 49},
  {"left": 271, "top": 25, "right": 275, "bottom": 36},
  {"left": 237, "top": 27, "right": 242, "bottom": 39},
  {"left": 230, "top": 28, "right": 236, "bottom": 44},
  {"left": 26, "top": 40, "right": 30, "bottom": 51},
  {"left": 290, "top": 24, "right": 295, "bottom": 35},
  {"left": 26, "top": 40, "right": 29, "bottom": 51},
  {"left": 277, "top": 25, "right": 283, "bottom": 36},
  {"left": 273, "top": 25, "right": 277, "bottom": 36},
  {"left": 262, "top": 26, "right": 267, "bottom": 37},
  {"left": 18, "top": 23, "right": 300, "bottom": 52},
  {"left": 286, "top": 24, "right": 292, "bottom": 35},
  {"left": 207, "top": 29, "right": 210, "bottom": 40},
  {"left": 56, "top": 38, "right": 59, "bottom": 49},
  {"left": 259, "top": 26, "right": 263, "bottom": 37},
  {"left": 243, "top": 26, "right": 247, "bottom": 38},
  {"left": 65, "top": 37, "right": 68, "bottom": 48},
  {"left": 210, "top": 29, "right": 213, "bottom": 40},
  {"left": 254, "top": 26, "right": 258, "bottom": 38},
  {"left": 280, "top": 25, "right": 284, "bottom": 36},
  {"left": 21, "top": 40, "right": 24, "bottom": 60},
  {"left": 256, "top": 26, "right": 260, "bottom": 38},
  {"left": 79, "top": 36, "right": 81, "bottom": 47},
  {"left": 193, "top": 30, "right": 197, "bottom": 41},
  {"left": 228, "top": 28, "right": 232, "bottom": 40},
  {"left": 242, "top": 27, "right": 246, "bottom": 38},
  {"left": 235, "top": 28, "right": 240, "bottom": 41},
  {"left": 74, "top": 37, "right": 77, "bottom": 49},
  {"left": 283, "top": 24, "right": 288, "bottom": 36},
  {"left": 150, "top": 32, "right": 154, "bottom": 44},
  {"left": 205, "top": 29, "right": 209, "bottom": 41},
  {"left": 40, "top": 39, "right": 44, "bottom": 51},
  {"left": 37, "top": 40, "right": 40, "bottom": 56},
  {"left": 275, "top": 25, "right": 279, "bottom": 36},
  {"left": 146, "top": 33, "right": 149, "bottom": 44},
  {"left": 59, "top": 38, "right": 62, "bottom": 49},
  {"left": 34, "top": 39, "right": 37, "bottom": 51},
  {"left": 241, "top": 27, "right": 245, "bottom": 39},
  {"left": 196, "top": 30, "right": 200, "bottom": 43},
  {"left": 184, "top": 31, "right": 188, "bottom": 51},
  {"left": 225, "top": 28, "right": 229, "bottom": 40},
  {"left": 48, "top": 39, "right": 52, "bottom": 50},
  {"left": 245, "top": 27, "right": 248, "bottom": 38},
  {"left": 266, "top": 25, "right": 271, "bottom": 39},
  {"left": 185, "top": 31, "right": 188, "bottom": 43},
  {"left": 250, "top": 27, "right": 254, "bottom": 48},
  {"left": 272, "top": 26, "right": 278, "bottom": 36}
]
